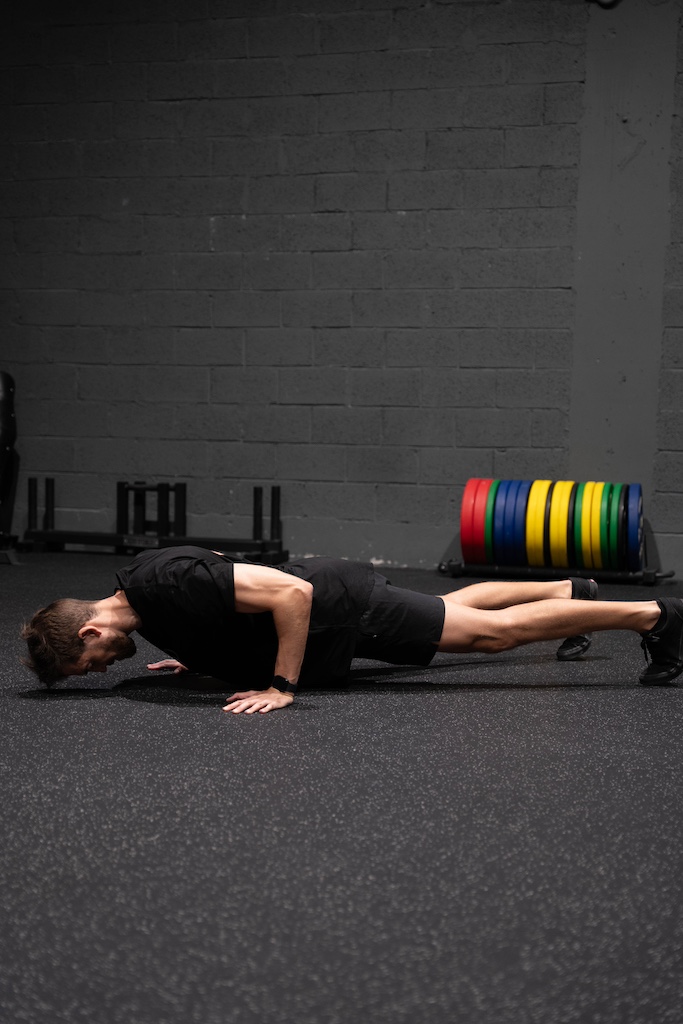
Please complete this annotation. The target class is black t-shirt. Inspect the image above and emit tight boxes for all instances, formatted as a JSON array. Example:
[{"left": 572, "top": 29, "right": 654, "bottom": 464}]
[{"left": 115, "top": 546, "right": 375, "bottom": 688}]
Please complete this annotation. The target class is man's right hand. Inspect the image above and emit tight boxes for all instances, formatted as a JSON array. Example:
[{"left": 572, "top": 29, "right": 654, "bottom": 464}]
[{"left": 147, "top": 659, "right": 188, "bottom": 674}]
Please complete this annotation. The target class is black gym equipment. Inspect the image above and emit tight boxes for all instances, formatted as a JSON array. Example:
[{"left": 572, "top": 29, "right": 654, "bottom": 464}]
[
  {"left": 0, "top": 372, "right": 19, "bottom": 564},
  {"left": 24, "top": 479, "right": 288, "bottom": 563}
]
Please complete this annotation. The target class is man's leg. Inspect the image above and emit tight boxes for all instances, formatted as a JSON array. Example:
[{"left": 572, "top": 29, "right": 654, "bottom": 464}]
[
  {"left": 441, "top": 579, "right": 572, "bottom": 610},
  {"left": 437, "top": 597, "right": 660, "bottom": 653}
]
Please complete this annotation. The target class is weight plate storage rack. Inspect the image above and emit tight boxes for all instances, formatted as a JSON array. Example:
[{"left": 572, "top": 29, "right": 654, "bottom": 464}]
[{"left": 442, "top": 478, "right": 671, "bottom": 584}]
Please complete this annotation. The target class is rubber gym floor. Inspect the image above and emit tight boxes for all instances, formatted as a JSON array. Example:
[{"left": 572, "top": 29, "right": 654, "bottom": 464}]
[{"left": 2, "top": 551, "right": 682, "bottom": 1024}]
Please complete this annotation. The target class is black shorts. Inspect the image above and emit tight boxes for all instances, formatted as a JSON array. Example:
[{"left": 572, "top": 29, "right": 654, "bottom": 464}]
[{"left": 354, "top": 573, "right": 445, "bottom": 667}]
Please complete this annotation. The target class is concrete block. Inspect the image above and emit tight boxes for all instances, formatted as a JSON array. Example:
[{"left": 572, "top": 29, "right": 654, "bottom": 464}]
[
  {"left": 281, "top": 213, "right": 351, "bottom": 252},
  {"left": 505, "top": 125, "right": 580, "bottom": 168},
  {"left": 15, "top": 217, "right": 78, "bottom": 253},
  {"left": 320, "top": 11, "right": 392, "bottom": 53},
  {"left": 148, "top": 61, "right": 215, "bottom": 101},
  {"left": 281, "top": 290, "right": 352, "bottom": 328},
  {"left": 173, "top": 402, "right": 242, "bottom": 442},
  {"left": 284, "top": 134, "right": 355, "bottom": 175},
  {"left": 386, "top": 329, "right": 463, "bottom": 367},
  {"left": 78, "top": 364, "right": 142, "bottom": 402},
  {"left": 353, "top": 211, "right": 426, "bottom": 251},
  {"left": 471, "top": 2, "right": 587, "bottom": 46},
  {"left": 82, "top": 140, "right": 145, "bottom": 178},
  {"left": 286, "top": 53, "right": 358, "bottom": 96},
  {"left": 213, "top": 291, "right": 280, "bottom": 327},
  {"left": 375, "top": 484, "right": 454, "bottom": 526},
  {"left": 17, "top": 289, "right": 80, "bottom": 326},
  {"left": 316, "top": 173, "right": 387, "bottom": 212},
  {"left": 19, "top": 437, "right": 77, "bottom": 473},
  {"left": 540, "top": 168, "right": 578, "bottom": 207},
  {"left": 544, "top": 83, "right": 584, "bottom": 125},
  {"left": 314, "top": 328, "right": 385, "bottom": 367},
  {"left": 352, "top": 289, "right": 425, "bottom": 328},
  {"left": 498, "top": 289, "right": 574, "bottom": 330},
  {"left": 383, "top": 251, "right": 458, "bottom": 290},
  {"left": 464, "top": 169, "right": 539, "bottom": 209},
  {"left": 79, "top": 63, "right": 147, "bottom": 102},
  {"left": 78, "top": 290, "right": 147, "bottom": 327},
  {"left": 277, "top": 443, "right": 347, "bottom": 480},
  {"left": 243, "top": 253, "right": 311, "bottom": 291},
  {"left": 13, "top": 65, "right": 78, "bottom": 104},
  {"left": 277, "top": 366, "right": 348, "bottom": 404},
  {"left": 163, "top": 177, "right": 246, "bottom": 216},
  {"left": 349, "top": 367, "right": 421, "bottom": 407},
  {"left": 312, "top": 406, "right": 382, "bottom": 445},
  {"left": 493, "top": 447, "right": 568, "bottom": 480},
  {"left": 426, "top": 210, "right": 500, "bottom": 249},
  {"left": 213, "top": 138, "right": 280, "bottom": 176},
  {"left": 354, "top": 131, "right": 425, "bottom": 173},
  {"left": 425, "top": 289, "right": 500, "bottom": 328},
  {"left": 458, "top": 249, "right": 540, "bottom": 289},
  {"left": 15, "top": 141, "right": 80, "bottom": 179},
  {"left": 45, "top": 102, "right": 113, "bottom": 142},
  {"left": 215, "top": 57, "right": 286, "bottom": 98},
  {"left": 3, "top": 253, "right": 42, "bottom": 290},
  {"left": 172, "top": 328, "right": 244, "bottom": 366},
  {"left": 319, "top": 92, "right": 391, "bottom": 132},
  {"left": 213, "top": 214, "right": 281, "bottom": 253},
  {"left": 531, "top": 330, "right": 573, "bottom": 369},
  {"left": 427, "top": 48, "right": 508, "bottom": 89},
  {"left": 382, "top": 408, "right": 455, "bottom": 448},
  {"left": 113, "top": 101, "right": 180, "bottom": 140},
  {"left": 176, "top": 253, "right": 242, "bottom": 290},
  {"left": 249, "top": 176, "right": 314, "bottom": 214},
  {"left": 296, "top": 481, "right": 377, "bottom": 521},
  {"left": 313, "top": 252, "right": 382, "bottom": 290},
  {"left": 243, "top": 404, "right": 312, "bottom": 444},
  {"left": 389, "top": 170, "right": 462, "bottom": 211},
  {"left": 180, "top": 18, "right": 247, "bottom": 59},
  {"left": 249, "top": 14, "right": 316, "bottom": 56},
  {"left": 0, "top": 217, "right": 13, "bottom": 253},
  {"left": 455, "top": 408, "right": 531, "bottom": 448},
  {"left": 135, "top": 438, "right": 210, "bottom": 478},
  {"left": 246, "top": 328, "right": 313, "bottom": 366},
  {"left": 248, "top": 96, "right": 318, "bottom": 136},
  {"left": 499, "top": 207, "right": 575, "bottom": 248},
  {"left": 4, "top": 105, "right": 46, "bottom": 143},
  {"left": 139, "top": 364, "right": 212, "bottom": 404},
  {"left": 650, "top": 492, "right": 683, "bottom": 533},
  {"left": 144, "top": 139, "right": 212, "bottom": 177},
  {"left": 656, "top": 410, "right": 683, "bottom": 450},
  {"left": 211, "top": 366, "right": 278, "bottom": 405},
  {"left": 391, "top": 5, "right": 470, "bottom": 50},
  {"left": 392, "top": 89, "right": 464, "bottom": 131},
  {"left": 459, "top": 330, "right": 535, "bottom": 369},
  {"left": 462, "top": 85, "right": 544, "bottom": 128},
  {"left": 658, "top": 369, "right": 683, "bottom": 411},
  {"left": 145, "top": 290, "right": 211, "bottom": 327},
  {"left": 179, "top": 99, "right": 247, "bottom": 137},
  {"left": 419, "top": 447, "right": 491, "bottom": 487},
  {"left": 661, "top": 328, "right": 683, "bottom": 367},
  {"left": 347, "top": 446, "right": 418, "bottom": 484},
  {"left": 422, "top": 367, "right": 496, "bottom": 409},
  {"left": 509, "top": 42, "right": 584, "bottom": 84},
  {"left": 110, "top": 23, "right": 178, "bottom": 62},
  {"left": 143, "top": 215, "right": 210, "bottom": 253},
  {"left": 496, "top": 368, "right": 569, "bottom": 409},
  {"left": 530, "top": 408, "right": 568, "bottom": 448},
  {"left": 426, "top": 130, "right": 503, "bottom": 170},
  {"left": 0, "top": 327, "right": 49, "bottom": 365},
  {"left": 535, "top": 248, "right": 573, "bottom": 289}
]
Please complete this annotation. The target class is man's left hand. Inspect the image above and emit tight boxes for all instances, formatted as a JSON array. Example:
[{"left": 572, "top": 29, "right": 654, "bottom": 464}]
[{"left": 222, "top": 687, "right": 294, "bottom": 715}]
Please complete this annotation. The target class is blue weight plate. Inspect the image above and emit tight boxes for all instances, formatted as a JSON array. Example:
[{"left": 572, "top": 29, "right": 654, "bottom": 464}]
[
  {"left": 512, "top": 480, "right": 532, "bottom": 566},
  {"left": 627, "top": 483, "right": 644, "bottom": 571},
  {"left": 493, "top": 480, "right": 512, "bottom": 566},
  {"left": 503, "top": 480, "right": 522, "bottom": 566}
]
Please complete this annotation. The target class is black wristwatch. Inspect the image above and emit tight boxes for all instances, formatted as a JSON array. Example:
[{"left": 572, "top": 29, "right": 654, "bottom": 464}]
[{"left": 272, "top": 675, "right": 298, "bottom": 695}]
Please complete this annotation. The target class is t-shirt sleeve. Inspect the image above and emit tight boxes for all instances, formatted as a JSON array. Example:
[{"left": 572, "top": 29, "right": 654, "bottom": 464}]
[{"left": 115, "top": 548, "right": 237, "bottom": 619}]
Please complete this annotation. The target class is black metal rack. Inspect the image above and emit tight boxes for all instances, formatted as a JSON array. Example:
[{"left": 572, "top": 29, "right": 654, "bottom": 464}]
[{"left": 24, "top": 479, "right": 288, "bottom": 563}]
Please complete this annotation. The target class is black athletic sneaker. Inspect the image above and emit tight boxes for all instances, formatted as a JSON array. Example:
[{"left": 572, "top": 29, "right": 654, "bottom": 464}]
[
  {"left": 639, "top": 598, "right": 683, "bottom": 685},
  {"left": 556, "top": 577, "right": 598, "bottom": 661}
]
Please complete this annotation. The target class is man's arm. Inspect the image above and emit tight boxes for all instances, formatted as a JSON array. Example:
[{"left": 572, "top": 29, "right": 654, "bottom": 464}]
[{"left": 223, "top": 563, "right": 313, "bottom": 715}]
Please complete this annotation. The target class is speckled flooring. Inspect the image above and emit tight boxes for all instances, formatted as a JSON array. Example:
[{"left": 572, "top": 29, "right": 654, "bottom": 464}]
[{"left": 2, "top": 552, "right": 683, "bottom": 1024}]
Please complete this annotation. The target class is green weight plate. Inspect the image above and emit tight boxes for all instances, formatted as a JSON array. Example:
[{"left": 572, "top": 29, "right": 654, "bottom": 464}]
[
  {"left": 608, "top": 483, "right": 623, "bottom": 570},
  {"left": 484, "top": 479, "right": 500, "bottom": 564},
  {"left": 599, "top": 482, "right": 613, "bottom": 569}
]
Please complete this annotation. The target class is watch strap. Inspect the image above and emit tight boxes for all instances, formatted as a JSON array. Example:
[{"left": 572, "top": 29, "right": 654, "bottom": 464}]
[{"left": 272, "top": 675, "right": 298, "bottom": 694}]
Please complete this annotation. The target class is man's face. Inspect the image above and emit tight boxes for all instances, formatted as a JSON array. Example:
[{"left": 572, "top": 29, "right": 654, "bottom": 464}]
[{"left": 66, "top": 630, "right": 137, "bottom": 677}]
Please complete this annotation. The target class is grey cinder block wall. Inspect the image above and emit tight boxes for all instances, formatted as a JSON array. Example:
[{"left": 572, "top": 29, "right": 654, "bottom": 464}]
[{"left": 2, "top": 0, "right": 683, "bottom": 570}]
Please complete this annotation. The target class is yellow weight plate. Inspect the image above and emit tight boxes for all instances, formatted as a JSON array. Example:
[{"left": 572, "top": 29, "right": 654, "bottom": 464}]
[
  {"left": 580, "top": 481, "right": 596, "bottom": 569},
  {"left": 590, "top": 481, "right": 605, "bottom": 569},
  {"left": 525, "top": 479, "right": 552, "bottom": 567},
  {"left": 549, "top": 480, "right": 574, "bottom": 567}
]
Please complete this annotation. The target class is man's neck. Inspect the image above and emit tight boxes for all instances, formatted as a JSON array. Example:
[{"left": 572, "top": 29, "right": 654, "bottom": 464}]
[{"left": 92, "top": 591, "right": 142, "bottom": 633}]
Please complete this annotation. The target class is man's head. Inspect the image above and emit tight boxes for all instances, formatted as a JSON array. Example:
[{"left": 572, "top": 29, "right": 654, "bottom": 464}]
[{"left": 21, "top": 598, "right": 137, "bottom": 686}]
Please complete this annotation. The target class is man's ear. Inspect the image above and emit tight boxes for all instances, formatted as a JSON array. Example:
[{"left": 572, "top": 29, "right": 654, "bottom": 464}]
[{"left": 78, "top": 624, "right": 102, "bottom": 641}]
